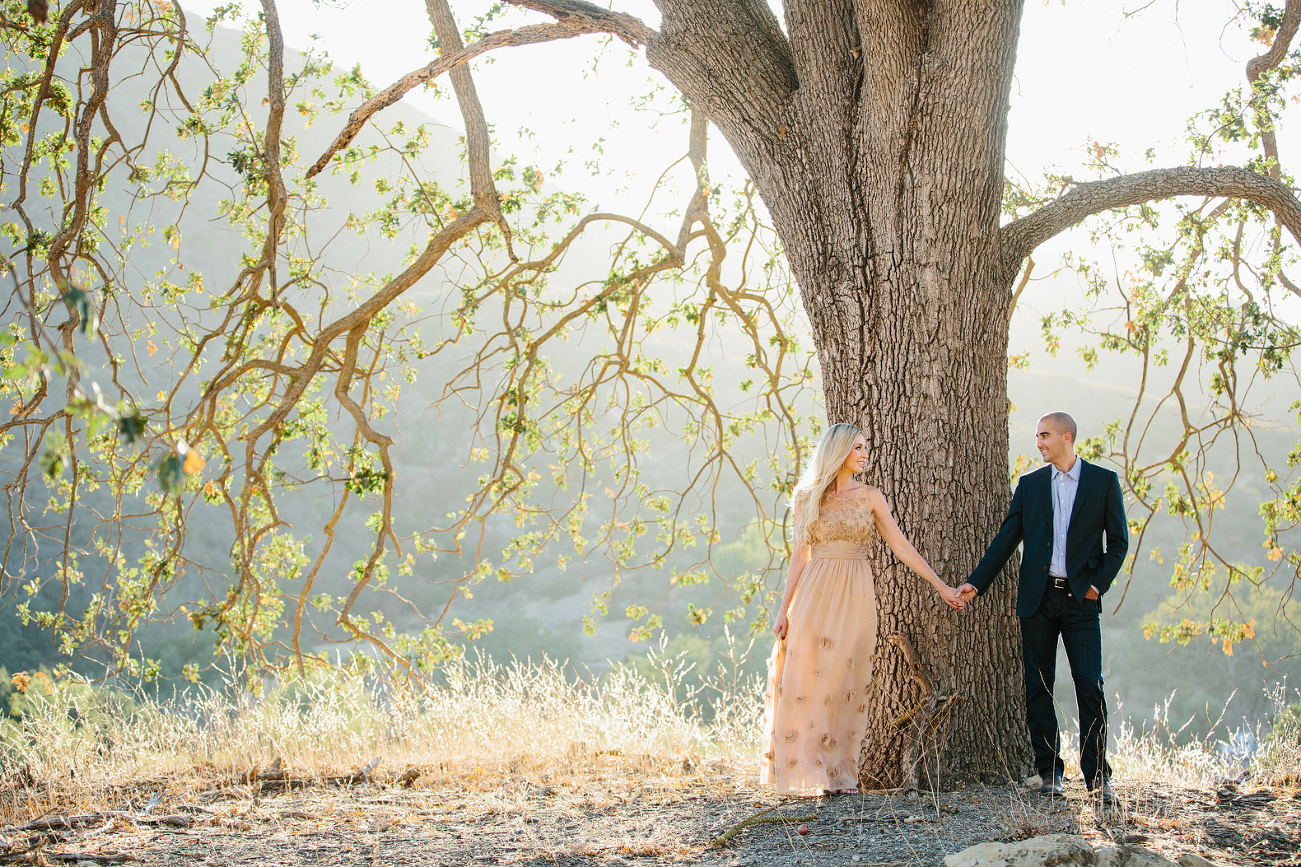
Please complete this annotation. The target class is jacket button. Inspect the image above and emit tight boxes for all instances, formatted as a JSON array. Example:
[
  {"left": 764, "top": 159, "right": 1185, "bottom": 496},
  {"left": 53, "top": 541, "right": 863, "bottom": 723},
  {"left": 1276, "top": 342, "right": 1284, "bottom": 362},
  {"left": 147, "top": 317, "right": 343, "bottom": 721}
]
[{"left": 1042, "top": 566, "right": 1048, "bottom": 571}]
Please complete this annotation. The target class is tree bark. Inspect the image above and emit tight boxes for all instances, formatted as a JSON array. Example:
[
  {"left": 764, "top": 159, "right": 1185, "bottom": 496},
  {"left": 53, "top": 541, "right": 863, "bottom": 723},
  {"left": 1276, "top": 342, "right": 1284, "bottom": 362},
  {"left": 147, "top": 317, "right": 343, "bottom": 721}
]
[{"left": 643, "top": 0, "right": 1032, "bottom": 786}]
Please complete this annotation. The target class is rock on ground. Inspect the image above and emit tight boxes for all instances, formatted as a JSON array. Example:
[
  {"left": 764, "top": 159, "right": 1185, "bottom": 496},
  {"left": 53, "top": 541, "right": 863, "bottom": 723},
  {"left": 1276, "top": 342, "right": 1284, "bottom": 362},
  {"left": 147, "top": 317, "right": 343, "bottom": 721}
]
[{"left": 946, "top": 833, "right": 1185, "bottom": 867}]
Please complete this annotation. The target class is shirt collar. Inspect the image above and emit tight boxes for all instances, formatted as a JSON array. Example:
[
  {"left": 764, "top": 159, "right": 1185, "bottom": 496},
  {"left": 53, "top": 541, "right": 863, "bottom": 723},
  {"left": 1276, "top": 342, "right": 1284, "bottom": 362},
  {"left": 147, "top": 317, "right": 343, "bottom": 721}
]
[{"left": 1052, "top": 456, "right": 1082, "bottom": 483}]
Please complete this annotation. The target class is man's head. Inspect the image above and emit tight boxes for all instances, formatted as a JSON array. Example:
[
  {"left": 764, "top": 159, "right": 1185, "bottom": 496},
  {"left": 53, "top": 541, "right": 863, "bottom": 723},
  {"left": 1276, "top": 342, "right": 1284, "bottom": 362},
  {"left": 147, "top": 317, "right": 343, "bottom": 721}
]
[{"left": 1036, "top": 411, "right": 1077, "bottom": 470}]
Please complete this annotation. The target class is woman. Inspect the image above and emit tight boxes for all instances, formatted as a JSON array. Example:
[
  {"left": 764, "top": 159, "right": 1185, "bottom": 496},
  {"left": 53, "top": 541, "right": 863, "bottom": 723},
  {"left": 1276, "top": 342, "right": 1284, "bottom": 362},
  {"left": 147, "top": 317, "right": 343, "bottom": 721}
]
[{"left": 760, "top": 423, "right": 964, "bottom": 796}]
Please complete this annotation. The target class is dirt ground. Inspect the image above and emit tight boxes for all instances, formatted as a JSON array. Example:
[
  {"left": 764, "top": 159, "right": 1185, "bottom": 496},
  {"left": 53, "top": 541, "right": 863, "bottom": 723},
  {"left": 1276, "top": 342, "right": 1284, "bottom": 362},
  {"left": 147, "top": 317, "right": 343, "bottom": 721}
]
[{"left": 1, "top": 760, "right": 1297, "bottom": 866}]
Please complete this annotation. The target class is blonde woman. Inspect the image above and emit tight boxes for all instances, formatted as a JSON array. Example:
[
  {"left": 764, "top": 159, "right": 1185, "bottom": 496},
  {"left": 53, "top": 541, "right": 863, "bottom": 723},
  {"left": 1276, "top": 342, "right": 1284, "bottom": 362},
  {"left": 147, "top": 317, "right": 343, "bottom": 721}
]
[{"left": 760, "top": 423, "right": 965, "bottom": 796}]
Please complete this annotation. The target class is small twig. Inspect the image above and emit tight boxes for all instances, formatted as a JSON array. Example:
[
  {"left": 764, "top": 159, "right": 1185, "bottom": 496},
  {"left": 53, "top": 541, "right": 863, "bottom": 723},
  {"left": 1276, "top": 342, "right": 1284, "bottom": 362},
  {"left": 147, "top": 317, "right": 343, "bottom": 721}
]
[
  {"left": 81, "top": 817, "right": 115, "bottom": 837},
  {"left": 709, "top": 807, "right": 817, "bottom": 848}
]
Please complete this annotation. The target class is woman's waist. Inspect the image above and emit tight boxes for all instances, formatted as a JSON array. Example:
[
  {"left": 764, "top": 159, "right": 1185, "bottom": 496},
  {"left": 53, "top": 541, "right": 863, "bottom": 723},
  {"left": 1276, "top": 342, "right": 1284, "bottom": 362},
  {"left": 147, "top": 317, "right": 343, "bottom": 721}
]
[{"left": 809, "top": 540, "right": 872, "bottom": 560}]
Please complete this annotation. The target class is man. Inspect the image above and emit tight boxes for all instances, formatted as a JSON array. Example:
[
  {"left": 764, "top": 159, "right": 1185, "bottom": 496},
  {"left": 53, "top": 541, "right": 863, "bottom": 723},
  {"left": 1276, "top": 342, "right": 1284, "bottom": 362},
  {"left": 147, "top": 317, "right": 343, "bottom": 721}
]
[{"left": 958, "top": 412, "right": 1128, "bottom": 804}]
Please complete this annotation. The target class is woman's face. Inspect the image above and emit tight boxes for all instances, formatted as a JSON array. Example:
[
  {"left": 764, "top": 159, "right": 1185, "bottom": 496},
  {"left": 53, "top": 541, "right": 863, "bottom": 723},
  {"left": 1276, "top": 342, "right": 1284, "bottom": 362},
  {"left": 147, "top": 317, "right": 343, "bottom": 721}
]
[{"left": 841, "top": 435, "right": 868, "bottom": 475}]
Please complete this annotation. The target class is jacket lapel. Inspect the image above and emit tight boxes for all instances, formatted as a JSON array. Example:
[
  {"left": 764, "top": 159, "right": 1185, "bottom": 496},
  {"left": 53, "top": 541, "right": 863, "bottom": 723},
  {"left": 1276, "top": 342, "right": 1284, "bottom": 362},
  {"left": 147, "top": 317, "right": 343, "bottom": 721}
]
[{"left": 1067, "top": 458, "right": 1094, "bottom": 532}]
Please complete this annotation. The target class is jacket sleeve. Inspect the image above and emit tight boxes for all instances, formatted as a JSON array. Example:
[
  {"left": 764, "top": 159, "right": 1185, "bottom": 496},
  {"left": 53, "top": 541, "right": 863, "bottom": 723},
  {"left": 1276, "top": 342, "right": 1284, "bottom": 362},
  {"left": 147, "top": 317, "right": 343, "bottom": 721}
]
[
  {"left": 1091, "top": 470, "right": 1129, "bottom": 596},
  {"left": 966, "top": 478, "right": 1027, "bottom": 596}
]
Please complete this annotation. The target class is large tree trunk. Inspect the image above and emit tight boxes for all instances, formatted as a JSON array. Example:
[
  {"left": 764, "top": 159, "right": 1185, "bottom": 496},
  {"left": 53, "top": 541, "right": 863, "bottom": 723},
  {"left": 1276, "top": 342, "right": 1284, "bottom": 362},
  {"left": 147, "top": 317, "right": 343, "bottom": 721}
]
[{"left": 647, "top": 0, "right": 1032, "bottom": 786}]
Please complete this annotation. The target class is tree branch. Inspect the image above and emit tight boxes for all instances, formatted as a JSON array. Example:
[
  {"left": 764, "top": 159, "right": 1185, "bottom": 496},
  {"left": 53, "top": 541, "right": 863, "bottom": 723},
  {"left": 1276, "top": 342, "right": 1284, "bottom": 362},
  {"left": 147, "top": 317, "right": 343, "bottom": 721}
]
[
  {"left": 508, "top": 0, "right": 656, "bottom": 46},
  {"left": 781, "top": 0, "right": 858, "bottom": 104},
  {"left": 1247, "top": 0, "right": 1301, "bottom": 84},
  {"left": 424, "top": 0, "right": 500, "bottom": 217},
  {"left": 1246, "top": 0, "right": 1301, "bottom": 183},
  {"left": 1000, "top": 166, "right": 1301, "bottom": 271},
  {"left": 307, "top": 17, "right": 650, "bottom": 179},
  {"left": 258, "top": 0, "right": 287, "bottom": 303},
  {"left": 644, "top": 0, "right": 795, "bottom": 171}
]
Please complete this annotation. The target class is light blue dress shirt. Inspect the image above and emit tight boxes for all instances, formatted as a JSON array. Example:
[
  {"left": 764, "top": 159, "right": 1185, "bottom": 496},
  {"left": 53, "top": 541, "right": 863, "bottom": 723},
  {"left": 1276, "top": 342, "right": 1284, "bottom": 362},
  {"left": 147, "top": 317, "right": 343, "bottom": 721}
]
[{"left": 1049, "top": 457, "right": 1081, "bottom": 579}]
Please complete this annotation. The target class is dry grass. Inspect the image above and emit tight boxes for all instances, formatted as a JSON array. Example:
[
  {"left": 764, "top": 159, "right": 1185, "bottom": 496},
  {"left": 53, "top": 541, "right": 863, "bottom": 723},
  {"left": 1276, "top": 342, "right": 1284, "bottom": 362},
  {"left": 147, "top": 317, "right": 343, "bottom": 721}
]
[
  {"left": 1039, "top": 684, "right": 1301, "bottom": 790},
  {"left": 987, "top": 788, "right": 1079, "bottom": 841},
  {"left": 1257, "top": 683, "right": 1301, "bottom": 787},
  {"left": 0, "top": 647, "right": 762, "bottom": 826},
  {"left": 0, "top": 648, "right": 1296, "bottom": 835}
]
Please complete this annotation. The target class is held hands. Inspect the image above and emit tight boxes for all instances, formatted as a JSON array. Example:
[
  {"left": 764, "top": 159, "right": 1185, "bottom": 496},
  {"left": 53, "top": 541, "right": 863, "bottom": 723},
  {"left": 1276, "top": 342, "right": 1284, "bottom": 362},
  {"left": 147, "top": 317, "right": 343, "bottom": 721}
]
[
  {"left": 941, "top": 582, "right": 1092, "bottom": 608},
  {"left": 939, "top": 584, "right": 966, "bottom": 610}
]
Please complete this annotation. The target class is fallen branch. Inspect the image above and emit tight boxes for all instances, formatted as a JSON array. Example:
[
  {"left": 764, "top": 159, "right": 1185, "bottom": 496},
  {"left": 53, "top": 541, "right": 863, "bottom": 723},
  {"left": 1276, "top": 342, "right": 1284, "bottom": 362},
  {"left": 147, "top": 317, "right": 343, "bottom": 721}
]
[
  {"left": 0, "top": 848, "right": 142, "bottom": 863},
  {"left": 237, "top": 757, "right": 314, "bottom": 794},
  {"left": 322, "top": 756, "right": 381, "bottom": 787},
  {"left": 5, "top": 813, "right": 193, "bottom": 832},
  {"left": 709, "top": 806, "right": 817, "bottom": 848},
  {"left": 886, "top": 633, "right": 960, "bottom": 796},
  {"left": 259, "top": 778, "right": 312, "bottom": 794}
]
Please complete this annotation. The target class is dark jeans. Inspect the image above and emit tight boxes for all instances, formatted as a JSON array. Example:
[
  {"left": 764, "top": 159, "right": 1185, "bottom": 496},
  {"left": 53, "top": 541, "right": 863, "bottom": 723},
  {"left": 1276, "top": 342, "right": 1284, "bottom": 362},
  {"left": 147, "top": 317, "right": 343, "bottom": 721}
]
[{"left": 1020, "top": 584, "right": 1112, "bottom": 786}]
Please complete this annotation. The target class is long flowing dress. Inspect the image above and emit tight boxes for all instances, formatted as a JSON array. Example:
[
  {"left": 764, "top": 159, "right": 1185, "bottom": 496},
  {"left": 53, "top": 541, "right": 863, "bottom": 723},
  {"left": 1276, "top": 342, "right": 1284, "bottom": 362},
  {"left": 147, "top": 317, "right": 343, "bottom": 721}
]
[{"left": 760, "top": 493, "right": 878, "bottom": 795}]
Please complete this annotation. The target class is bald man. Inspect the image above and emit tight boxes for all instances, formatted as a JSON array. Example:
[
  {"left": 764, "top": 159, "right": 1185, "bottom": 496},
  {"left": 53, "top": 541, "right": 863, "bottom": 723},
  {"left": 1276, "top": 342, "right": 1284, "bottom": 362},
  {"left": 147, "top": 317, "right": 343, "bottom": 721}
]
[{"left": 958, "top": 412, "right": 1128, "bottom": 805}]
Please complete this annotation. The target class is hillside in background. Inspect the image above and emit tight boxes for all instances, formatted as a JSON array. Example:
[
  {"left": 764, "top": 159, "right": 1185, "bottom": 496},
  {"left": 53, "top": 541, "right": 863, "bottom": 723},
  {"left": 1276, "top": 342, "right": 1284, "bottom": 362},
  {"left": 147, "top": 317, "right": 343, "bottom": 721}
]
[{"left": 1, "top": 8, "right": 1295, "bottom": 744}]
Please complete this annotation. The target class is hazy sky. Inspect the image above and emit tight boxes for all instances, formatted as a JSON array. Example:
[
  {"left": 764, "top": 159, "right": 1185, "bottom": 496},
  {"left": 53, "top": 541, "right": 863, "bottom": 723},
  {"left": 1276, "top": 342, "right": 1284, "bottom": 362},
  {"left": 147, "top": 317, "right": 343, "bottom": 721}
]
[{"left": 175, "top": 0, "right": 1279, "bottom": 204}]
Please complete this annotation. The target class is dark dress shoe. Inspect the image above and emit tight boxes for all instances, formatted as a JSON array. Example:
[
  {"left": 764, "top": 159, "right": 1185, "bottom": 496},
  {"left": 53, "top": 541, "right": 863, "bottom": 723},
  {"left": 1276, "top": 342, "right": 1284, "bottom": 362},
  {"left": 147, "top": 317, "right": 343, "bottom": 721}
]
[
  {"left": 1037, "top": 774, "right": 1065, "bottom": 796},
  {"left": 1092, "top": 779, "right": 1117, "bottom": 806}
]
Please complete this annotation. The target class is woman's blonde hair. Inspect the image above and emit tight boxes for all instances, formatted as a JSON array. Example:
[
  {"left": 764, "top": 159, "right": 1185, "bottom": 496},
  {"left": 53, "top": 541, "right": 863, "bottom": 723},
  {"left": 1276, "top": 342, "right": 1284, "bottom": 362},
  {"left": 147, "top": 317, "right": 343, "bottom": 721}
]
[{"left": 790, "top": 422, "right": 863, "bottom": 546}]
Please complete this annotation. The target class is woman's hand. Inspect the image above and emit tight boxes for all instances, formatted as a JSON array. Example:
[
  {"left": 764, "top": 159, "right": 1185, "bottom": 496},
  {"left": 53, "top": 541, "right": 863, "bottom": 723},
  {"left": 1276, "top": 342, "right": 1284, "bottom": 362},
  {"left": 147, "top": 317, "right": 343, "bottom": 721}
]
[
  {"left": 773, "top": 610, "right": 789, "bottom": 640},
  {"left": 939, "top": 584, "right": 966, "bottom": 611}
]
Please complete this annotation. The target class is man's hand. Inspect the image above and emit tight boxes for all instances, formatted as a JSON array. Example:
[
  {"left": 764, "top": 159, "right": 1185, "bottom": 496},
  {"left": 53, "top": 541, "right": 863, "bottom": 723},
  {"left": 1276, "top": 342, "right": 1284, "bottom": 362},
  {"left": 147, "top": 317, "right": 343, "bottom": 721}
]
[
  {"left": 957, "top": 583, "right": 978, "bottom": 603},
  {"left": 1085, "top": 586, "right": 1099, "bottom": 600}
]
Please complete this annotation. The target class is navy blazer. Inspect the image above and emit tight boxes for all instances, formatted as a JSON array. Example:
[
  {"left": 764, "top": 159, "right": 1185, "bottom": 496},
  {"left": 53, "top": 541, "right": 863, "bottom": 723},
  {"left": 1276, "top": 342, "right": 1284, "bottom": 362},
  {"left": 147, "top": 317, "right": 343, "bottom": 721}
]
[{"left": 966, "top": 458, "right": 1129, "bottom": 617}]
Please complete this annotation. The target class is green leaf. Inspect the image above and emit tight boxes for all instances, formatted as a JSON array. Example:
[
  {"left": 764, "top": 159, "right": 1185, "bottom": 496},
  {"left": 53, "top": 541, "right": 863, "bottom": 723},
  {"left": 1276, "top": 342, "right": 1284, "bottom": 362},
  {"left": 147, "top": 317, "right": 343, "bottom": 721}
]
[
  {"left": 155, "top": 453, "right": 182, "bottom": 493},
  {"left": 117, "top": 410, "right": 147, "bottom": 444},
  {"left": 38, "top": 448, "right": 63, "bottom": 479},
  {"left": 59, "top": 285, "right": 98, "bottom": 337}
]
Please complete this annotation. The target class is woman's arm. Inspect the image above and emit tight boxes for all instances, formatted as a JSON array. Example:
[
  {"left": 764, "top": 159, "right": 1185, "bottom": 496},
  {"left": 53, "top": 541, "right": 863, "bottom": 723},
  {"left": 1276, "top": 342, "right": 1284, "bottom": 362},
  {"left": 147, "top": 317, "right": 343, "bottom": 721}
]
[
  {"left": 773, "top": 539, "right": 811, "bottom": 640},
  {"left": 867, "top": 487, "right": 965, "bottom": 610}
]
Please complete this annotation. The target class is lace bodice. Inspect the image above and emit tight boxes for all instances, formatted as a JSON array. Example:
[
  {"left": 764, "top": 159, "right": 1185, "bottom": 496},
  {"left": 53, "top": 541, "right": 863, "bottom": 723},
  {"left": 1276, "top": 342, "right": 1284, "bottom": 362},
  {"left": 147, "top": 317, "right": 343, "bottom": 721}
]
[{"left": 811, "top": 494, "right": 877, "bottom": 546}]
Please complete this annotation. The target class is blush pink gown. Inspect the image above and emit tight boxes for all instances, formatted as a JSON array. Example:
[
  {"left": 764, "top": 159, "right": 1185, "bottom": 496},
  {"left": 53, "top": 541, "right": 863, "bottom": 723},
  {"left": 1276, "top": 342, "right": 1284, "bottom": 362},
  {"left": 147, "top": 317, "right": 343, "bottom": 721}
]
[{"left": 760, "top": 494, "right": 878, "bottom": 795}]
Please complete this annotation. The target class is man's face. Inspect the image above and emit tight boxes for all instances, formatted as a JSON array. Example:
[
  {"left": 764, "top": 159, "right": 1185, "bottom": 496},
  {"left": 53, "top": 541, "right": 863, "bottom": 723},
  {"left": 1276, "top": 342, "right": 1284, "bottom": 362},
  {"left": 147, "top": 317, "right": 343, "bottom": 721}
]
[{"left": 1036, "top": 418, "right": 1072, "bottom": 465}]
